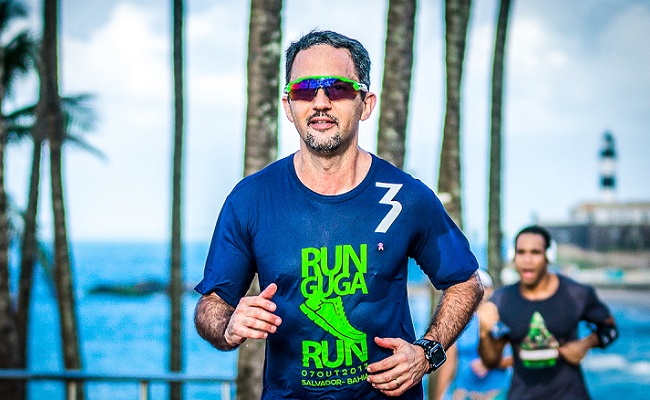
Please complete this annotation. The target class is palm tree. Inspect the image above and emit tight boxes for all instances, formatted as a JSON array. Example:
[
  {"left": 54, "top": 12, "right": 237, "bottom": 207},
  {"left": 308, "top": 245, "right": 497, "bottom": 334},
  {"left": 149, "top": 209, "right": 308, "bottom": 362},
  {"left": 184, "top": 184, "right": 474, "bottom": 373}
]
[
  {"left": 0, "top": 72, "right": 21, "bottom": 400},
  {"left": 169, "top": 0, "right": 185, "bottom": 399},
  {"left": 243, "top": 0, "right": 282, "bottom": 177},
  {"left": 376, "top": 0, "right": 416, "bottom": 169},
  {"left": 14, "top": 94, "right": 97, "bottom": 385},
  {"left": 433, "top": 1, "right": 472, "bottom": 398},
  {"left": 37, "top": 1, "right": 83, "bottom": 398},
  {"left": 438, "top": 0, "right": 472, "bottom": 227},
  {"left": 15, "top": 99, "right": 42, "bottom": 379},
  {"left": 0, "top": 1, "right": 36, "bottom": 398},
  {"left": 237, "top": 1, "right": 282, "bottom": 399},
  {"left": 487, "top": 0, "right": 512, "bottom": 288},
  {"left": 0, "top": 115, "right": 20, "bottom": 400}
]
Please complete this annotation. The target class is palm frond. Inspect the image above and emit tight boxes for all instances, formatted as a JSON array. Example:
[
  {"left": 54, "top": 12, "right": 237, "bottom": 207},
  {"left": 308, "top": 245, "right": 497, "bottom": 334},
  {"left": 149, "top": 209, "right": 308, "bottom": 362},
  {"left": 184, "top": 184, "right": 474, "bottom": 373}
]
[
  {"left": 3, "top": 93, "right": 101, "bottom": 155},
  {"left": 61, "top": 93, "right": 97, "bottom": 128},
  {"left": 3, "top": 30, "right": 38, "bottom": 92},
  {"left": 0, "top": 0, "right": 28, "bottom": 34},
  {"left": 3, "top": 102, "right": 35, "bottom": 143},
  {"left": 63, "top": 132, "right": 106, "bottom": 160},
  {"left": 61, "top": 93, "right": 100, "bottom": 141}
]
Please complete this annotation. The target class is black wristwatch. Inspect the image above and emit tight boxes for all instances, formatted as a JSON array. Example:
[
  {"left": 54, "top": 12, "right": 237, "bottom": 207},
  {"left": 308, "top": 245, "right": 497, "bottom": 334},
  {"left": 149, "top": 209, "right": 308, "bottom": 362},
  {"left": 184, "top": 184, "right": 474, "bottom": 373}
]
[{"left": 413, "top": 338, "right": 446, "bottom": 373}]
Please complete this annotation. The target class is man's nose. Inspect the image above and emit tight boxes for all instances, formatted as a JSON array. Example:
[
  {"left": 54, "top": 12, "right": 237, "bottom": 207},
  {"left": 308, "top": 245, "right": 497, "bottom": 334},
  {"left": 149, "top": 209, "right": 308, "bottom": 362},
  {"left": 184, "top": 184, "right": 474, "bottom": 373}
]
[{"left": 312, "top": 88, "right": 332, "bottom": 109}]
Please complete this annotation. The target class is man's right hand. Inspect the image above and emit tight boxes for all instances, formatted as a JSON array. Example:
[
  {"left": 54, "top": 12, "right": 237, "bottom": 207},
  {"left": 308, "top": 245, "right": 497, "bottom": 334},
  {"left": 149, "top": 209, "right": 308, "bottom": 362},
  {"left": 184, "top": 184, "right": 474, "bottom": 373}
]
[
  {"left": 477, "top": 301, "right": 500, "bottom": 338},
  {"left": 224, "top": 283, "right": 283, "bottom": 347},
  {"left": 476, "top": 301, "right": 507, "bottom": 369}
]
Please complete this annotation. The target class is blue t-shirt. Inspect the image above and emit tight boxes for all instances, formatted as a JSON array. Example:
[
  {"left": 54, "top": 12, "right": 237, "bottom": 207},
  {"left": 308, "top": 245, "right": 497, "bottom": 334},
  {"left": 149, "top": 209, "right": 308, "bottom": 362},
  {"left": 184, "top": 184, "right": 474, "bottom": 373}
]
[{"left": 196, "top": 154, "right": 478, "bottom": 400}]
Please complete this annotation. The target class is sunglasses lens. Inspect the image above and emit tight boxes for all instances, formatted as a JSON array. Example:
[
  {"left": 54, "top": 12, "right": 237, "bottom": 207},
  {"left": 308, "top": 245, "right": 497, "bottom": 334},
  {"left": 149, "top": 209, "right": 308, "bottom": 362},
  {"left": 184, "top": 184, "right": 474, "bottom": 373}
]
[
  {"left": 287, "top": 88, "right": 315, "bottom": 101},
  {"left": 287, "top": 78, "right": 361, "bottom": 101},
  {"left": 287, "top": 79, "right": 315, "bottom": 101},
  {"left": 326, "top": 81, "right": 358, "bottom": 101}
]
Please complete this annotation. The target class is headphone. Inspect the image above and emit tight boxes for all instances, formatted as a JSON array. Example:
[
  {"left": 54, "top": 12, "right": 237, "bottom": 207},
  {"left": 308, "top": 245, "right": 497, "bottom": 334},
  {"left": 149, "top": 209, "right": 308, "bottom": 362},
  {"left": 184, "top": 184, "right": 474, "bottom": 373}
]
[{"left": 546, "top": 239, "right": 557, "bottom": 264}]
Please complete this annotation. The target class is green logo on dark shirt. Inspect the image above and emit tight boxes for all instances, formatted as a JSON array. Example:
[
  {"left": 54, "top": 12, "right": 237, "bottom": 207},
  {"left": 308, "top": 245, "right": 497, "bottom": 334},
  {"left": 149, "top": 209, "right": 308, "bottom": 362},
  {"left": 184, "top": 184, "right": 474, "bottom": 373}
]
[
  {"left": 519, "top": 311, "right": 560, "bottom": 368},
  {"left": 299, "top": 244, "right": 369, "bottom": 385}
]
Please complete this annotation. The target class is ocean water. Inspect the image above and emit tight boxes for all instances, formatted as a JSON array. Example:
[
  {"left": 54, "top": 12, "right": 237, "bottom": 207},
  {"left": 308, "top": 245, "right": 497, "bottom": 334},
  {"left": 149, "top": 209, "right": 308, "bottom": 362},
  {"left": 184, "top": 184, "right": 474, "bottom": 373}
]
[{"left": 10, "top": 242, "right": 650, "bottom": 399}]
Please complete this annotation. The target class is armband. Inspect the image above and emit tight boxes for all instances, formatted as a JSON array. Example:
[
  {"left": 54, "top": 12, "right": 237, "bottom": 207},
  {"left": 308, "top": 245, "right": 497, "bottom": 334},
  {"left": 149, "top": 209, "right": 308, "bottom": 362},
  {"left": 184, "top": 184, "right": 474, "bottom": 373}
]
[
  {"left": 490, "top": 321, "right": 511, "bottom": 340},
  {"left": 589, "top": 322, "right": 619, "bottom": 349}
]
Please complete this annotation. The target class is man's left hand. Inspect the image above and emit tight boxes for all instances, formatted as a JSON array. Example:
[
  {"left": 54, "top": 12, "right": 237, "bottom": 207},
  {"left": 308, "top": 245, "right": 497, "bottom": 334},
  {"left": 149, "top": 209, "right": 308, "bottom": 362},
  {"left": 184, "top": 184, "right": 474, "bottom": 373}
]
[
  {"left": 366, "top": 337, "right": 429, "bottom": 397},
  {"left": 558, "top": 333, "right": 599, "bottom": 365},
  {"left": 470, "top": 357, "right": 489, "bottom": 378}
]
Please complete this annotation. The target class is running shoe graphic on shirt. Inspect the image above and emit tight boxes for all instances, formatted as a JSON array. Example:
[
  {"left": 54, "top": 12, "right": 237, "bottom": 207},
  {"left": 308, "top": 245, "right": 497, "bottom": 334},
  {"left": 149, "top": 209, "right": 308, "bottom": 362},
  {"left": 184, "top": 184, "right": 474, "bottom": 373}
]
[
  {"left": 519, "top": 311, "right": 560, "bottom": 368},
  {"left": 300, "top": 295, "right": 366, "bottom": 343}
]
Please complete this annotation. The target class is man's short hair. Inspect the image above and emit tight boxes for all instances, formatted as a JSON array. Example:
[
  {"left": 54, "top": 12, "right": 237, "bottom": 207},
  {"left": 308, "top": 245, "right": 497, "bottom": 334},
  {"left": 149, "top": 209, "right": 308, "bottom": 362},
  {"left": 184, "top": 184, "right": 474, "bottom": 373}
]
[
  {"left": 514, "top": 225, "right": 552, "bottom": 250},
  {"left": 284, "top": 30, "right": 371, "bottom": 89}
]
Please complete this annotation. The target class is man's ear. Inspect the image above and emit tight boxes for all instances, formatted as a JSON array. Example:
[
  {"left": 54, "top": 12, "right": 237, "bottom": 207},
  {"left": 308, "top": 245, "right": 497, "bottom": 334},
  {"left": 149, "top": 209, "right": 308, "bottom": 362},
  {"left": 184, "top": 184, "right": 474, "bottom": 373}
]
[
  {"left": 282, "top": 95, "right": 294, "bottom": 122},
  {"left": 360, "top": 92, "right": 377, "bottom": 121}
]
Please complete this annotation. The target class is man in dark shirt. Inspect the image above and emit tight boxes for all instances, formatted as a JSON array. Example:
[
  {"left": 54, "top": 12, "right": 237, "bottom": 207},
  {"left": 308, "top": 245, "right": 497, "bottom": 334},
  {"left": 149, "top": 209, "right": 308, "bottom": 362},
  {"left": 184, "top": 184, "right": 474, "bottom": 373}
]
[
  {"left": 194, "top": 30, "right": 483, "bottom": 400},
  {"left": 478, "top": 225, "right": 618, "bottom": 399}
]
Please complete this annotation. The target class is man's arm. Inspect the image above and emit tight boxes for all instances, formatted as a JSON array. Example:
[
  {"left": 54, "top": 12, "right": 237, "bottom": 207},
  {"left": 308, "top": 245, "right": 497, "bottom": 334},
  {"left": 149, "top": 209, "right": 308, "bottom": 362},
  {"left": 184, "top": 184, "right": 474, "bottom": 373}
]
[
  {"left": 194, "top": 284, "right": 282, "bottom": 351},
  {"left": 559, "top": 315, "right": 618, "bottom": 365},
  {"left": 194, "top": 292, "right": 236, "bottom": 350},
  {"left": 476, "top": 301, "right": 508, "bottom": 369},
  {"left": 424, "top": 272, "right": 484, "bottom": 348},
  {"left": 366, "top": 272, "right": 483, "bottom": 397}
]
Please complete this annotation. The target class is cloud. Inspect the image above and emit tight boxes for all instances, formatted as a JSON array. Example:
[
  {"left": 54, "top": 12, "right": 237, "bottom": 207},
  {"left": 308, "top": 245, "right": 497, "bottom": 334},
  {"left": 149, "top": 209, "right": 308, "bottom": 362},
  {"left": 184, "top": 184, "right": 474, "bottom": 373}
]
[
  {"left": 55, "top": 3, "right": 173, "bottom": 240},
  {"left": 63, "top": 3, "right": 169, "bottom": 100},
  {"left": 499, "top": 1, "right": 650, "bottom": 236},
  {"left": 8, "top": 0, "right": 649, "bottom": 243}
]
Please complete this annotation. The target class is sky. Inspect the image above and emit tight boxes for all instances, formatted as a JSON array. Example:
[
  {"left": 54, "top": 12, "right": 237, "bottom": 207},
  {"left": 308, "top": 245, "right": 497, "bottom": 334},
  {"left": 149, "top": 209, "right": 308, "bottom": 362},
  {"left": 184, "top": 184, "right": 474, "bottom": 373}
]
[{"left": 6, "top": 0, "right": 650, "bottom": 250}]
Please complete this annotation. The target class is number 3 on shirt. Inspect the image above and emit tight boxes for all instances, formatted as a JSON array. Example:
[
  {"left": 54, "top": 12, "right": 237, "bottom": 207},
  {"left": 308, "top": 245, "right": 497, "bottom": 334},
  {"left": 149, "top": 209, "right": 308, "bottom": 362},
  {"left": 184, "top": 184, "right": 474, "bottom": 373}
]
[{"left": 375, "top": 182, "right": 403, "bottom": 233}]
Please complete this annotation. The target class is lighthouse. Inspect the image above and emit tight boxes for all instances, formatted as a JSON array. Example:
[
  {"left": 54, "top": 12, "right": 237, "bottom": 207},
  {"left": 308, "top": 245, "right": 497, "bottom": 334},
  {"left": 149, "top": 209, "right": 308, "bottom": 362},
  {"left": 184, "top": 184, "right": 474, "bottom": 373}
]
[{"left": 599, "top": 131, "right": 616, "bottom": 203}]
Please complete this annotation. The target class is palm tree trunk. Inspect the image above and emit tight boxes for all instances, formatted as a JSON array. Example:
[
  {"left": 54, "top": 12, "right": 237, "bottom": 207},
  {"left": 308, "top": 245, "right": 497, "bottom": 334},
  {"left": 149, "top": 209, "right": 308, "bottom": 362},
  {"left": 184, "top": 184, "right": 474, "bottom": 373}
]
[
  {"left": 0, "top": 89, "right": 22, "bottom": 400},
  {"left": 237, "top": 1, "right": 282, "bottom": 399},
  {"left": 487, "top": 0, "right": 512, "bottom": 288},
  {"left": 169, "top": 0, "right": 185, "bottom": 399},
  {"left": 40, "top": 1, "right": 84, "bottom": 398},
  {"left": 432, "top": 1, "right": 472, "bottom": 398},
  {"left": 1, "top": 4, "right": 40, "bottom": 397},
  {"left": 377, "top": 0, "right": 416, "bottom": 169},
  {"left": 14, "top": 137, "right": 43, "bottom": 400},
  {"left": 50, "top": 129, "right": 84, "bottom": 397},
  {"left": 243, "top": 0, "right": 281, "bottom": 178},
  {"left": 438, "top": 0, "right": 472, "bottom": 227},
  {"left": 17, "top": 137, "right": 43, "bottom": 367},
  {"left": 50, "top": 140, "right": 83, "bottom": 370}
]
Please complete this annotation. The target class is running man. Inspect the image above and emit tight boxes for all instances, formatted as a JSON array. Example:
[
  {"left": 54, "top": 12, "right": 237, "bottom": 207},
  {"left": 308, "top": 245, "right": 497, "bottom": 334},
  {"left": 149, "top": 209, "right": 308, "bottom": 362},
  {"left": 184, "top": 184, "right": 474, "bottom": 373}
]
[
  {"left": 194, "top": 30, "right": 483, "bottom": 399},
  {"left": 478, "top": 225, "right": 618, "bottom": 399}
]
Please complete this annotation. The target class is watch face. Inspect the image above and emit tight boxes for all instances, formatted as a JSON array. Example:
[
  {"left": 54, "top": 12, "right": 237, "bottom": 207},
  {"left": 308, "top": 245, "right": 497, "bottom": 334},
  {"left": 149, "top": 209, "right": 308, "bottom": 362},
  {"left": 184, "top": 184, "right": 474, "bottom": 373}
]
[
  {"left": 430, "top": 343, "right": 446, "bottom": 367},
  {"left": 415, "top": 339, "right": 446, "bottom": 371}
]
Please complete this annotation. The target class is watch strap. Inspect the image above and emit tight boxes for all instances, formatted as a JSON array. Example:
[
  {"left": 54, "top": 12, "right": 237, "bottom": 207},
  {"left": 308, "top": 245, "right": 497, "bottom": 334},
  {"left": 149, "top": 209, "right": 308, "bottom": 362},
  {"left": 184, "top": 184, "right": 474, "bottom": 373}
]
[{"left": 413, "top": 338, "right": 445, "bottom": 374}]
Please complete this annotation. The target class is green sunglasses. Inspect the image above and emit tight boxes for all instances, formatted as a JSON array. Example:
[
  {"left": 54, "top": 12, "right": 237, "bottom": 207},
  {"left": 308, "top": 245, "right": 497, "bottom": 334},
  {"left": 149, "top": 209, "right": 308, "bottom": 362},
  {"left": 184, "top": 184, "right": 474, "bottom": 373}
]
[{"left": 284, "top": 76, "right": 368, "bottom": 101}]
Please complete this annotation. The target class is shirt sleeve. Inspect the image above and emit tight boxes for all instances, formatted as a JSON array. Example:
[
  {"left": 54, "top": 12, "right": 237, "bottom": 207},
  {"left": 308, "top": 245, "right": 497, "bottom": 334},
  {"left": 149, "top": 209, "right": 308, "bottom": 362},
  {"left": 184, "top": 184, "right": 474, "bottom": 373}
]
[
  {"left": 194, "top": 197, "right": 257, "bottom": 307},
  {"left": 410, "top": 190, "right": 479, "bottom": 290},
  {"left": 581, "top": 285, "right": 613, "bottom": 324}
]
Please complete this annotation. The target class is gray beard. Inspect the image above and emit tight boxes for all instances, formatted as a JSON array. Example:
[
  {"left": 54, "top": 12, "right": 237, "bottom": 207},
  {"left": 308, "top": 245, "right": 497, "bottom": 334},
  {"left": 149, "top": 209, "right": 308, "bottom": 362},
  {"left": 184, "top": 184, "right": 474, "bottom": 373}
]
[{"left": 304, "top": 133, "right": 342, "bottom": 154}]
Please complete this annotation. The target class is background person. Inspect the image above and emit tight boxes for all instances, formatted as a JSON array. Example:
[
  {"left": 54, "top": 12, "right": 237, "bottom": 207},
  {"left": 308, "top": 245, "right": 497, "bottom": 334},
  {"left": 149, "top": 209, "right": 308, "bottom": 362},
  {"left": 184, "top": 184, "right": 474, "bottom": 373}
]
[
  {"left": 193, "top": 29, "right": 483, "bottom": 400},
  {"left": 478, "top": 225, "right": 618, "bottom": 400}
]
